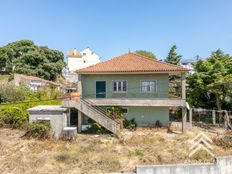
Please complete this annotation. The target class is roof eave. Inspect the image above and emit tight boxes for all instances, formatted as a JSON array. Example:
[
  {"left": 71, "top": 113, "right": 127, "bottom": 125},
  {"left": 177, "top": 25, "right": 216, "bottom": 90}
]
[{"left": 76, "top": 70, "right": 188, "bottom": 75}]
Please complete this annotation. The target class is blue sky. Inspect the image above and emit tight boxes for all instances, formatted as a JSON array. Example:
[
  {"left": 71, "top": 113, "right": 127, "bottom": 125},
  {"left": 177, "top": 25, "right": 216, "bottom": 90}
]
[{"left": 0, "top": 0, "right": 232, "bottom": 61}]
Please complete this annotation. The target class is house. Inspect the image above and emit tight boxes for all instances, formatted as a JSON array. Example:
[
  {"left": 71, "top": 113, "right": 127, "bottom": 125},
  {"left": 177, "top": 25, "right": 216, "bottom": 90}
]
[
  {"left": 63, "top": 47, "right": 101, "bottom": 83},
  {"left": 13, "top": 74, "right": 60, "bottom": 91},
  {"left": 67, "top": 47, "right": 101, "bottom": 72},
  {"left": 180, "top": 59, "right": 195, "bottom": 74},
  {"left": 63, "top": 52, "right": 189, "bottom": 134},
  {"left": 180, "top": 56, "right": 202, "bottom": 74}
]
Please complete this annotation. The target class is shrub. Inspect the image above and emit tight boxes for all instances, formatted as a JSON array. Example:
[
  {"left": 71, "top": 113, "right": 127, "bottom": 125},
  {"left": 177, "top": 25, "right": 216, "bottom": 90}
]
[
  {"left": 36, "top": 87, "right": 61, "bottom": 100},
  {"left": 129, "top": 149, "right": 144, "bottom": 157},
  {"left": 155, "top": 120, "right": 162, "bottom": 128},
  {"left": 106, "top": 106, "right": 123, "bottom": 119},
  {"left": 123, "top": 118, "right": 137, "bottom": 129},
  {"left": 0, "top": 83, "right": 37, "bottom": 103},
  {"left": 24, "top": 120, "right": 51, "bottom": 139},
  {"left": 0, "top": 106, "right": 28, "bottom": 129},
  {"left": 83, "top": 119, "right": 110, "bottom": 134}
]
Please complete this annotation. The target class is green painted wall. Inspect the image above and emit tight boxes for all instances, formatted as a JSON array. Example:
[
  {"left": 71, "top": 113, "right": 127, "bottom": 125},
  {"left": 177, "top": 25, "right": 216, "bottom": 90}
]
[
  {"left": 102, "top": 106, "right": 169, "bottom": 126},
  {"left": 124, "top": 106, "right": 169, "bottom": 126},
  {"left": 81, "top": 74, "right": 169, "bottom": 98}
]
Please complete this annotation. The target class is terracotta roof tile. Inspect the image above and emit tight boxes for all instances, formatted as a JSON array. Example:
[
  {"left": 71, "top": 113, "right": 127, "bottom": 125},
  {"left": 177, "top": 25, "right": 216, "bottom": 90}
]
[
  {"left": 76, "top": 52, "right": 188, "bottom": 74},
  {"left": 67, "top": 50, "right": 82, "bottom": 58},
  {"left": 15, "top": 74, "right": 59, "bottom": 86}
]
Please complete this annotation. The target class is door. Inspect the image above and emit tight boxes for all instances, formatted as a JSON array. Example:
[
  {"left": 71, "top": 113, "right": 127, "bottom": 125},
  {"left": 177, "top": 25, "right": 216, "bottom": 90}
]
[{"left": 96, "top": 81, "right": 106, "bottom": 98}]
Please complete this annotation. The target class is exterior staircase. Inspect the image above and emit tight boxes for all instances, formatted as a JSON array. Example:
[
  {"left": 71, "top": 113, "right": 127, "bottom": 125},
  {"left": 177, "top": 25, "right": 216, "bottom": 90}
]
[{"left": 63, "top": 98, "right": 121, "bottom": 134}]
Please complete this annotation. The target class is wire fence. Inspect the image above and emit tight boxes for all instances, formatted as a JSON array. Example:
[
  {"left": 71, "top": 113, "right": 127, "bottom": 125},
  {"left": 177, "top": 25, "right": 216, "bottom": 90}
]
[{"left": 191, "top": 108, "right": 231, "bottom": 127}]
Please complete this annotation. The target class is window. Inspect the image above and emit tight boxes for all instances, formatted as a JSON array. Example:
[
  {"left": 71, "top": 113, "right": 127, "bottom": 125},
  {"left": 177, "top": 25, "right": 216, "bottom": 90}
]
[
  {"left": 141, "top": 81, "right": 156, "bottom": 92},
  {"left": 83, "top": 60, "right": 86, "bottom": 63},
  {"left": 83, "top": 53, "right": 86, "bottom": 55},
  {"left": 113, "top": 81, "right": 127, "bottom": 92},
  {"left": 106, "top": 107, "right": 128, "bottom": 114},
  {"left": 122, "top": 108, "right": 128, "bottom": 114}
]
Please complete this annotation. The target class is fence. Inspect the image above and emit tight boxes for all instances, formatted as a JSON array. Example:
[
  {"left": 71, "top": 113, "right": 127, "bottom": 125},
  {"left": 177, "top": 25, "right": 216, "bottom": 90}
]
[{"left": 191, "top": 108, "right": 232, "bottom": 128}]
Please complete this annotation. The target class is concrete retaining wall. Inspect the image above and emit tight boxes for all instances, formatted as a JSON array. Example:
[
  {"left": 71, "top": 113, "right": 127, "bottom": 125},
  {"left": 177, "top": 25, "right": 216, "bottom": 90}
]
[{"left": 137, "top": 156, "right": 232, "bottom": 174}]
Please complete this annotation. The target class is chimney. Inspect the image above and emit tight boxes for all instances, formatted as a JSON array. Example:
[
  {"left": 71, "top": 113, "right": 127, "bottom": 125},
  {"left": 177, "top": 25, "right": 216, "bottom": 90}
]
[{"left": 73, "top": 48, "right": 77, "bottom": 56}]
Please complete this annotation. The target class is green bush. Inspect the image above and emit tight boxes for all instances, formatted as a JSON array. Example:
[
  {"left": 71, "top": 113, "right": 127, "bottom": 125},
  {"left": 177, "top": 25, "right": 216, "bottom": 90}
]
[
  {"left": 0, "top": 100, "right": 61, "bottom": 129},
  {"left": 83, "top": 119, "right": 110, "bottom": 134},
  {"left": 123, "top": 118, "right": 137, "bottom": 129},
  {"left": 24, "top": 120, "right": 51, "bottom": 139},
  {"left": 129, "top": 149, "right": 144, "bottom": 157},
  {"left": 0, "top": 106, "right": 28, "bottom": 129},
  {"left": 36, "top": 87, "right": 61, "bottom": 100},
  {"left": 0, "top": 83, "right": 37, "bottom": 103},
  {"left": 155, "top": 120, "right": 162, "bottom": 128},
  {"left": 106, "top": 106, "right": 123, "bottom": 119}
]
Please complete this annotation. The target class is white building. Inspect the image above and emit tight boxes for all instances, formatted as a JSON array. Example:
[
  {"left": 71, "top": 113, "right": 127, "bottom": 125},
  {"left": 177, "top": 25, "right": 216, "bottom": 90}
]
[
  {"left": 180, "top": 58, "right": 199, "bottom": 74},
  {"left": 67, "top": 47, "right": 101, "bottom": 72},
  {"left": 13, "top": 74, "right": 60, "bottom": 91}
]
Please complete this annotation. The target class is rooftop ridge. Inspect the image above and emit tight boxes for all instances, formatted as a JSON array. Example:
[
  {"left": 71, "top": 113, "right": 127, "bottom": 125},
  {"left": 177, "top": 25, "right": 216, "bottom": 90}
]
[
  {"left": 76, "top": 52, "right": 188, "bottom": 73},
  {"left": 131, "top": 52, "right": 188, "bottom": 70}
]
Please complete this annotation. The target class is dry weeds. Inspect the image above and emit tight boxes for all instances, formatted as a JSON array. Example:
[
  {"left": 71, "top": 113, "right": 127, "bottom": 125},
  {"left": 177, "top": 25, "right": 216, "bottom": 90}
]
[{"left": 0, "top": 127, "right": 231, "bottom": 174}]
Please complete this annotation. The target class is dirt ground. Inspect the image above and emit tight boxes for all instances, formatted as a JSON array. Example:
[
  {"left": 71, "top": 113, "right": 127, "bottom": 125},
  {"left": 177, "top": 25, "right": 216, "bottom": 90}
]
[{"left": 0, "top": 127, "right": 231, "bottom": 174}]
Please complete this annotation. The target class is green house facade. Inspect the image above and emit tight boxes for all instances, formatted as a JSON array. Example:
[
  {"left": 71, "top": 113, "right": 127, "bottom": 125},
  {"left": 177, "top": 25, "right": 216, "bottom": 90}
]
[{"left": 75, "top": 53, "right": 188, "bottom": 127}]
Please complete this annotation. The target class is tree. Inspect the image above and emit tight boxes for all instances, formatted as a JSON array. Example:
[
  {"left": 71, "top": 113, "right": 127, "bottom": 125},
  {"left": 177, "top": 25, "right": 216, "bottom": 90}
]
[
  {"left": 136, "top": 50, "right": 157, "bottom": 60},
  {"left": 187, "top": 49, "right": 232, "bottom": 110},
  {"left": 165, "top": 45, "right": 182, "bottom": 65},
  {"left": 0, "top": 40, "right": 65, "bottom": 81}
]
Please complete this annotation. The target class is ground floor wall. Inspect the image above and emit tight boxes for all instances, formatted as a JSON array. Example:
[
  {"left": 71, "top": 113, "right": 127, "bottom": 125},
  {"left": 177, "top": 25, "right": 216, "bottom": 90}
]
[
  {"left": 70, "top": 106, "right": 170, "bottom": 129},
  {"left": 104, "top": 106, "right": 169, "bottom": 127},
  {"left": 124, "top": 106, "right": 169, "bottom": 126}
]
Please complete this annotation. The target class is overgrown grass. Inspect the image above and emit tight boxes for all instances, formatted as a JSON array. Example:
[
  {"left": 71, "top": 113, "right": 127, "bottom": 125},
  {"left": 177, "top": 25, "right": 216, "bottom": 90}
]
[
  {"left": 0, "top": 75, "right": 9, "bottom": 82},
  {"left": 0, "top": 127, "right": 232, "bottom": 174}
]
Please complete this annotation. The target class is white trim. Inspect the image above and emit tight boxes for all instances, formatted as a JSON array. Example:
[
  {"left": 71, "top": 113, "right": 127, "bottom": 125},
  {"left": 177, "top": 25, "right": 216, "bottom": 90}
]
[
  {"left": 95, "top": 80, "right": 107, "bottom": 98},
  {"left": 112, "top": 80, "right": 128, "bottom": 93},
  {"left": 140, "top": 80, "right": 157, "bottom": 93}
]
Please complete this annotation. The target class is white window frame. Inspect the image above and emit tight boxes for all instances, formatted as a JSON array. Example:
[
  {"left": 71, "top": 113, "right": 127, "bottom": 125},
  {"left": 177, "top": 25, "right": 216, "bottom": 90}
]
[
  {"left": 112, "top": 80, "right": 127, "bottom": 93},
  {"left": 140, "top": 80, "right": 157, "bottom": 93}
]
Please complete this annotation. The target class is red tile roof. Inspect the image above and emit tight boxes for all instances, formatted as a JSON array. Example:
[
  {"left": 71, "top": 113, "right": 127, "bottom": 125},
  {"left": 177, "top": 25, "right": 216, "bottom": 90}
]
[
  {"left": 15, "top": 74, "right": 59, "bottom": 86},
  {"left": 67, "top": 49, "right": 82, "bottom": 58},
  {"left": 76, "top": 52, "right": 188, "bottom": 74}
]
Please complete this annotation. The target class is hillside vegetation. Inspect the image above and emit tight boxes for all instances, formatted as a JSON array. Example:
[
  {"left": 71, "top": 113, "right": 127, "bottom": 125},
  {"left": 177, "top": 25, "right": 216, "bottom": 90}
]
[{"left": 0, "top": 40, "right": 65, "bottom": 81}]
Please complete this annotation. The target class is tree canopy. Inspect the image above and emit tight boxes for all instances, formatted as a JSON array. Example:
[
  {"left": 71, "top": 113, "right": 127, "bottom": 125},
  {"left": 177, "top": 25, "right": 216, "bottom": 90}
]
[
  {"left": 165, "top": 45, "right": 182, "bottom": 65},
  {"left": 136, "top": 50, "right": 157, "bottom": 60},
  {"left": 0, "top": 40, "right": 65, "bottom": 81},
  {"left": 187, "top": 49, "right": 232, "bottom": 110}
]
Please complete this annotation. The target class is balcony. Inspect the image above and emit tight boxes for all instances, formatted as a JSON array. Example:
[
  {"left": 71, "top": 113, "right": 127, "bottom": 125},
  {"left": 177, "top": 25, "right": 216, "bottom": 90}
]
[{"left": 84, "top": 98, "right": 186, "bottom": 107}]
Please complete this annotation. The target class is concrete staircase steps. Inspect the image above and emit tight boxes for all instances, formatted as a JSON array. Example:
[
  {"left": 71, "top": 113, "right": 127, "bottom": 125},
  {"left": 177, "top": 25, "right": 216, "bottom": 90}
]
[{"left": 63, "top": 98, "right": 121, "bottom": 134}]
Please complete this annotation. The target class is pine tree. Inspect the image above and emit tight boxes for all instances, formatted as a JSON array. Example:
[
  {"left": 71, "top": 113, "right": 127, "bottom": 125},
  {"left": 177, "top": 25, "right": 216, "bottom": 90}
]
[{"left": 165, "top": 45, "right": 182, "bottom": 65}]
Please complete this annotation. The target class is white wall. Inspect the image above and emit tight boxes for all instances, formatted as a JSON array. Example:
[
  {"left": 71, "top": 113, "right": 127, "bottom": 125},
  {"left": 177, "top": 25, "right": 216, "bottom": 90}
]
[{"left": 67, "top": 48, "right": 100, "bottom": 72}]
